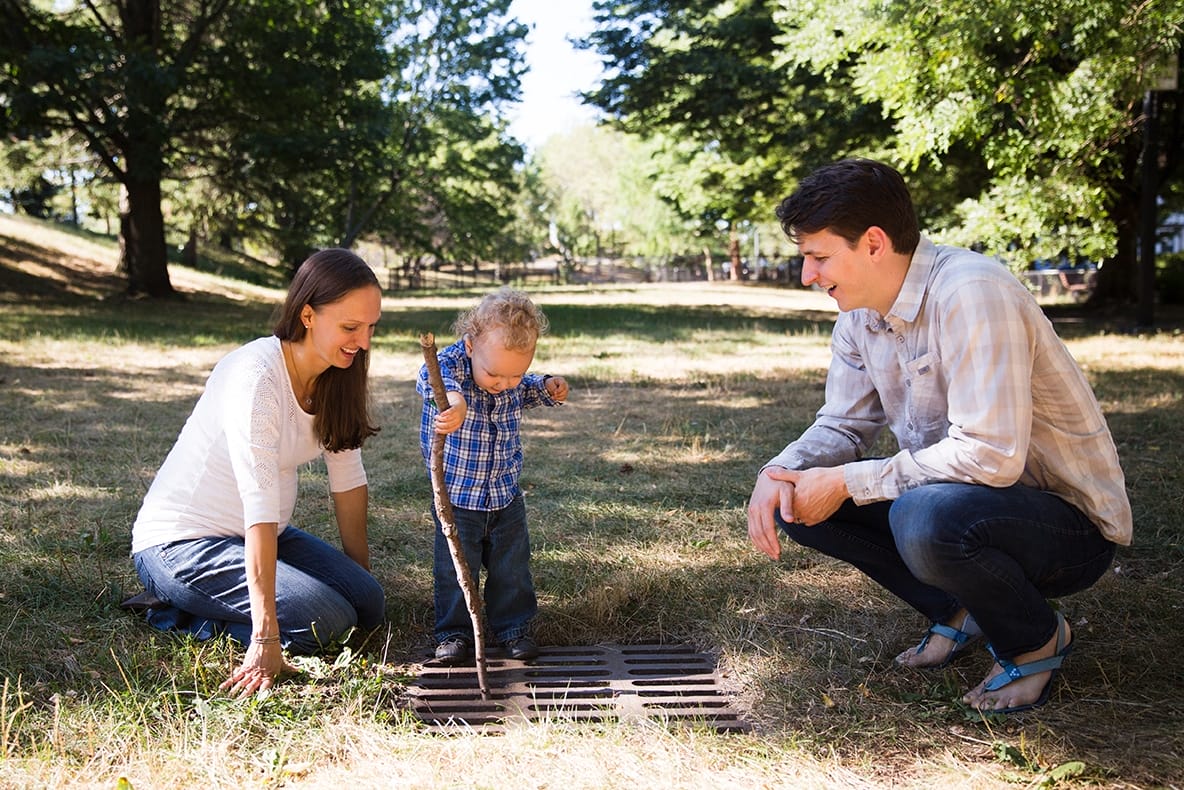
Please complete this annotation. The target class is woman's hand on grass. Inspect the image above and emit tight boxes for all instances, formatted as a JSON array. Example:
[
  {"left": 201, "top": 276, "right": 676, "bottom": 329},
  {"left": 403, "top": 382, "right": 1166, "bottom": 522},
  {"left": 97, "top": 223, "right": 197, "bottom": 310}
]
[{"left": 219, "top": 641, "right": 296, "bottom": 698}]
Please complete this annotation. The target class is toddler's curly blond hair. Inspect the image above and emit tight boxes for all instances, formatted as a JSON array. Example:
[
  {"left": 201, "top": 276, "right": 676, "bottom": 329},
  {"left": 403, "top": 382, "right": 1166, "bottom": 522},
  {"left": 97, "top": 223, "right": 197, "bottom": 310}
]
[{"left": 453, "top": 288, "right": 549, "bottom": 351}]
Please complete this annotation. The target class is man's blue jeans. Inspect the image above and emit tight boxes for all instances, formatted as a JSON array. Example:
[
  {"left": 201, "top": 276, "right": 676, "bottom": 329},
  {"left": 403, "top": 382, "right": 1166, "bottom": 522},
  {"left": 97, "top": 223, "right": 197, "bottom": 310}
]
[
  {"left": 778, "top": 483, "right": 1116, "bottom": 660},
  {"left": 433, "top": 495, "right": 537, "bottom": 645},
  {"left": 133, "top": 526, "right": 385, "bottom": 654}
]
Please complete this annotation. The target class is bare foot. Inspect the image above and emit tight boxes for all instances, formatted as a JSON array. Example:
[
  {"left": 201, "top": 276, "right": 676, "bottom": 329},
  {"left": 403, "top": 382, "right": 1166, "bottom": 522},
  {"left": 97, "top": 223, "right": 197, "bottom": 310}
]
[
  {"left": 963, "top": 617, "right": 1072, "bottom": 712},
  {"left": 895, "top": 609, "right": 977, "bottom": 668}
]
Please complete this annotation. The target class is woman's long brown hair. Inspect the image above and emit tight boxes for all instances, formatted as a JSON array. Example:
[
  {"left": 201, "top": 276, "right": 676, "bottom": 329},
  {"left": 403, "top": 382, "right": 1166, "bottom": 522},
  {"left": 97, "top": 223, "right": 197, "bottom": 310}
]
[{"left": 273, "top": 248, "right": 380, "bottom": 452}]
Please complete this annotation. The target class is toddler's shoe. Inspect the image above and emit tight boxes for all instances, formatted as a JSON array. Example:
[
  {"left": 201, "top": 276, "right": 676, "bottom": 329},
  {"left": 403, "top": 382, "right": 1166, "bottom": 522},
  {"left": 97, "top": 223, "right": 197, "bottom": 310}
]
[
  {"left": 503, "top": 636, "right": 539, "bottom": 660},
  {"left": 434, "top": 636, "right": 472, "bottom": 666}
]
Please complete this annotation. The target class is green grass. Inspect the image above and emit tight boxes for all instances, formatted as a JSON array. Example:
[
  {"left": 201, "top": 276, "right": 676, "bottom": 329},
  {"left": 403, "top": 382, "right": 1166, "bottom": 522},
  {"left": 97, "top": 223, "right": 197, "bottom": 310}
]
[{"left": 2, "top": 215, "right": 1183, "bottom": 788}]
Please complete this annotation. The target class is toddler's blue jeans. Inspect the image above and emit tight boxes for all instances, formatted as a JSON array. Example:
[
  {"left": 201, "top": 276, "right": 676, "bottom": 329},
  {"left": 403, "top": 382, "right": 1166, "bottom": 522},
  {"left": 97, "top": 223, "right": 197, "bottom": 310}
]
[{"left": 433, "top": 495, "right": 537, "bottom": 645}]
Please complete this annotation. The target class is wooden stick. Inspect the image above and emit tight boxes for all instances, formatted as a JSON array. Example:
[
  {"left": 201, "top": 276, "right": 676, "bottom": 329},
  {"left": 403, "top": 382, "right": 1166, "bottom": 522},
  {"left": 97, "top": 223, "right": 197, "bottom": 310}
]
[{"left": 419, "top": 332, "right": 490, "bottom": 698}]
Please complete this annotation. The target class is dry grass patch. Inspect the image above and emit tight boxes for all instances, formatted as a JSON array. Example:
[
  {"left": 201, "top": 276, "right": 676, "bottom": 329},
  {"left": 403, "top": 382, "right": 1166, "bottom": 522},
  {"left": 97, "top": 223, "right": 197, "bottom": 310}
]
[{"left": 2, "top": 217, "right": 1182, "bottom": 788}]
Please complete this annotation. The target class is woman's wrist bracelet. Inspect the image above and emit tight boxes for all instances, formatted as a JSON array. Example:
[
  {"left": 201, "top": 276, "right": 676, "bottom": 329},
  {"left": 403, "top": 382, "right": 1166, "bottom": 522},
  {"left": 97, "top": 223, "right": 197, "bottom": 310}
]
[{"left": 252, "top": 634, "right": 281, "bottom": 645}]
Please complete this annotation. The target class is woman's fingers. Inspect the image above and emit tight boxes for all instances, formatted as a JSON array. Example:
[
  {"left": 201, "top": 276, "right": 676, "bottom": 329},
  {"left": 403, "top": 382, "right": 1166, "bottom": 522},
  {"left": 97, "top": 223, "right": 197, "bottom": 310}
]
[{"left": 220, "top": 663, "right": 277, "bottom": 698}]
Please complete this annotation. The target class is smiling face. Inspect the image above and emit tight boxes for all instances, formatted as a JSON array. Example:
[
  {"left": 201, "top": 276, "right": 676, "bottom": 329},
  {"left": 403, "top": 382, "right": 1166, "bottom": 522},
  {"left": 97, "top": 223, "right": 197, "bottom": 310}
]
[
  {"left": 301, "top": 284, "right": 382, "bottom": 372},
  {"left": 798, "top": 227, "right": 901, "bottom": 316},
  {"left": 464, "top": 327, "right": 536, "bottom": 395}
]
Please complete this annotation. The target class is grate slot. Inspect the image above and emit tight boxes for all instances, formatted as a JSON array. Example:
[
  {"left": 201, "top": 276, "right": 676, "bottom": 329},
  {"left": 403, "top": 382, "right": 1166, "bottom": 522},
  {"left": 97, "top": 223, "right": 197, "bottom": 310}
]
[
  {"left": 523, "top": 668, "right": 612, "bottom": 678},
  {"left": 526, "top": 690, "right": 616, "bottom": 701},
  {"left": 623, "top": 657, "right": 710, "bottom": 665},
  {"left": 525, "top": 680, "right": 612, "bottom": 689},
  {"left": 408, "top": 643, "right": 748, "bottom": 733}
]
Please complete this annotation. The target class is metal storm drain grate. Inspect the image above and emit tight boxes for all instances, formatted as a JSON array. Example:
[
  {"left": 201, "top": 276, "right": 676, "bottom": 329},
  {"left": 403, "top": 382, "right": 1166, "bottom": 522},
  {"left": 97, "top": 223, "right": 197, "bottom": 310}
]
[{"left": 407, "top": 643, "right": 748, "bottom": 732}]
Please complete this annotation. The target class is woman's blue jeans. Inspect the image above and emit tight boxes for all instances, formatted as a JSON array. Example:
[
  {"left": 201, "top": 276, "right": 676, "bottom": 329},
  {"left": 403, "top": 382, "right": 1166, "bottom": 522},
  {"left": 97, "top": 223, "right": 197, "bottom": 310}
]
[
  {"left": 779, "top": 483, "right": 1116, "bottom": 660},
  {"left": 133, "top": 526, "right": 385, "bottom": 654},
  {"left": 432, "top": 495, "right": 537, "bottom": 645}
]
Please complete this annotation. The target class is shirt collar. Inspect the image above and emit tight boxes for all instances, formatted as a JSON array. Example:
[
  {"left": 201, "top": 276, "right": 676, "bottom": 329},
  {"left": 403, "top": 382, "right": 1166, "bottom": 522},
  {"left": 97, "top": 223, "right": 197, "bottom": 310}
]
[{"left": 865, "top": 235, "right": 937, "bottom": 331}]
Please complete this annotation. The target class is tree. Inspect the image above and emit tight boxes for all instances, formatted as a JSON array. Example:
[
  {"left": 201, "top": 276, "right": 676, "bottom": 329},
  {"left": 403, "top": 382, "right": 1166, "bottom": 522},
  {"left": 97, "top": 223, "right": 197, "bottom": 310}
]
[
  {"left": 775, "top": 0, "right": 1184, "bottom": 303},
  {"left": 583, "top": 0, "right": 1184, "bottom": 305},
  {"left": 201, "top": 0, "right": 395, "bottom": 271},
  {"left": 1, "top": 134, "right": 68, "bottom": 220},
  {"left": 536, "top": 124, "right": 690, "bottom": 261},
  {"left": 582, "top": 0, "right": 904, "bottom": 231},
  {"left": 419, "top": 111, "right": 529, "bottom": 266},
  {"left": 329, "top": 0, "right": 529, "bottom": 266},
  {"left": 0, "top": 0, "right": 403, "bottom": 294},
  {"left": 2, "top": 1, "right": 236, "bottom": 296}
]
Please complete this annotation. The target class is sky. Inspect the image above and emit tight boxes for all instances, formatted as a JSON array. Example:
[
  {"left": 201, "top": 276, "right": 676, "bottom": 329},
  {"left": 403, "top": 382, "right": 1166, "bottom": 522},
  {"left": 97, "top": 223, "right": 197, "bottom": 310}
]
[{"left": 506, "top": 0, "right": 604, "bottom": 150}]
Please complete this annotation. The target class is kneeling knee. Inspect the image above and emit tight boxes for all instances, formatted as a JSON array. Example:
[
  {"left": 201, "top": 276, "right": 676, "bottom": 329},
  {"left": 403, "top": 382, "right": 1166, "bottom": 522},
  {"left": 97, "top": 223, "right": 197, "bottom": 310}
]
[{"left": 286, "top": 612, "right": 358, "bottom": 654}]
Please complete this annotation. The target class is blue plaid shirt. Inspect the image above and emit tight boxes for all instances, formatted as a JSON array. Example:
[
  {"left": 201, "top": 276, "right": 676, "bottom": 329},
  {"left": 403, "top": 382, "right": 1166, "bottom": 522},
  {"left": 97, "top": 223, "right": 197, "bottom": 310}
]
[{"left": 418, "top": 338, "right": 561, "bottom": 511}]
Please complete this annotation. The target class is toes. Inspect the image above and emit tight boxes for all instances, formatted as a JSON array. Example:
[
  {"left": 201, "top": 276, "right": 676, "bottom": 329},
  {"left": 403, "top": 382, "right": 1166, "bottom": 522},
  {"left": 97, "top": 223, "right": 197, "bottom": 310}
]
[
  {"left": 962, "top": 684, "right": 986, "bottom": 707},
  {"left": 894, "top": 647, "right": 918, "bottom": 666},
  {"left": 895, "top": 636, "right": 951, "bottom": 668}
]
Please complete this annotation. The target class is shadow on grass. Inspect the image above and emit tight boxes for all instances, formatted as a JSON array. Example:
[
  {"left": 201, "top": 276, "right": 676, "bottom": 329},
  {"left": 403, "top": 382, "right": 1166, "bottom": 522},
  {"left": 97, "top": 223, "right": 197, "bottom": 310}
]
[
  {"left": 1, "top": 289, "right": 1182, "bottom": 785},
  {"left": 1, "top": 290, "right": 835, "bottom": 350},
  {"left": 0, "top": 296, "right": 273, "bottom": 346},
  {"left": 0, "top": 235, "right": 125, "bottom": 302}
]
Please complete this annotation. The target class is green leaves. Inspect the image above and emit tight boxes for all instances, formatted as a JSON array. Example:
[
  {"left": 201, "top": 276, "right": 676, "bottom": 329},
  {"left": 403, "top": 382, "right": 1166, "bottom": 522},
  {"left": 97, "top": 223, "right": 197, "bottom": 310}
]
[
  {"left": 993, "top": 740, "right": 1088, "bottom": 787},
  {"left": 585, "top": 0, "right": 1184, "bottom": 299},
  {"left": 0, "top": 0, "right": 533, "bottom": 280}
]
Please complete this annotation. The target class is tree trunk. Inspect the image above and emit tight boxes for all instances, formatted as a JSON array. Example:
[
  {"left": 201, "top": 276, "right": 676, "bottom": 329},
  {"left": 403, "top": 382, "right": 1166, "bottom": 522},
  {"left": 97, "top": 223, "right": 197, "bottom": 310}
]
[
  {"left": 277, "top": 199, "right": 319, "bottom": 277},
  {"left": 115, "top": 0, "right": 175, "bottom": 298},
  {"left": 1092, "top": 182, "right": 1139, "bottom": 305},
  {"left": 182, "top": 227, "right": 198, "bottom": 268},
  {"left": 119, "top": 177, "right": 175, "bottom": 297}
]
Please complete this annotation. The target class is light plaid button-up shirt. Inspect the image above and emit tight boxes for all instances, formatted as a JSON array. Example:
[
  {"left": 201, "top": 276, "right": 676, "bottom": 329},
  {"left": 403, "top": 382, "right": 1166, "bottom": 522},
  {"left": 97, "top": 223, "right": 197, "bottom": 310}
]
[
  {"left": 767, "top": 237, "right": 1132, "bottom": 545},
  {"left": 418, "top": 338, "right": 561, "bottom": 511}
]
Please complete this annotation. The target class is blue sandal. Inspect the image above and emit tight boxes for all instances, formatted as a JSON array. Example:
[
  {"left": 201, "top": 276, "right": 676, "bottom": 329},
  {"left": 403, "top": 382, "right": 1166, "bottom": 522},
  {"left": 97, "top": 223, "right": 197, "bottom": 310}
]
[
  {"left": 895, "top": 611, "right": 980, "bottom": 668},
  {"left": 980, "top": 612, "right": 1073, "bottom": 714},
  {"left": 897, "top": 613, "right": 981, "bottom": 669}
]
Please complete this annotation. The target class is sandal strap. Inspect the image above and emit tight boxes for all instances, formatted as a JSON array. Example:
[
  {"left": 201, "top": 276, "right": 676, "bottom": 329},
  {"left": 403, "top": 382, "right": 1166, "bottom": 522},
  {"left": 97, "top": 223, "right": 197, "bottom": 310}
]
[
  {"left": 982, "top": 612, "right": 1072, "bottom": 692},
  {"left": 982, "top": 653, "right": 1067, "bottom": 691},
  {"left": 928, "top": 622, "right": 974, "bottom": 646}
]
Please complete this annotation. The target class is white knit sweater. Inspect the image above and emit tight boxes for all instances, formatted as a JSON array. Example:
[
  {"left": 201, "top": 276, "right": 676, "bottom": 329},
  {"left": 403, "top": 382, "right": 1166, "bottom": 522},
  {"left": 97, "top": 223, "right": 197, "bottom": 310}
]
[{"left": 131, "top": 336, "right": 366, "bottom": 554}]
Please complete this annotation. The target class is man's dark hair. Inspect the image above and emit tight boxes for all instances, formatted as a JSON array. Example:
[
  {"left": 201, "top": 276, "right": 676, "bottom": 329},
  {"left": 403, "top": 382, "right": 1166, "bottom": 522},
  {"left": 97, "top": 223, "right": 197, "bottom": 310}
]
[{"left": 775, "top": 158, "right": 920, "bottom": 254}]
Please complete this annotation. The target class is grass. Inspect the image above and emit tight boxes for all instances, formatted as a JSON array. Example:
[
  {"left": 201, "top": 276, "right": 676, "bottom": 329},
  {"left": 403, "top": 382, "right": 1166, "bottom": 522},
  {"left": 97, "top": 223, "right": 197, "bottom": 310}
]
[{"left": 1, "top": 214, "right": 1183, "bottom": 788}]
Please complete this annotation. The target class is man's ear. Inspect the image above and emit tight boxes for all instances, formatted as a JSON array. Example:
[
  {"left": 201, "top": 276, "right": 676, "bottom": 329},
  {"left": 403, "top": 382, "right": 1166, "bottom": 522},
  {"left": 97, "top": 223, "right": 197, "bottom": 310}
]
[{"left": 864, "top": 226, "right": 892, "bottom": 261}]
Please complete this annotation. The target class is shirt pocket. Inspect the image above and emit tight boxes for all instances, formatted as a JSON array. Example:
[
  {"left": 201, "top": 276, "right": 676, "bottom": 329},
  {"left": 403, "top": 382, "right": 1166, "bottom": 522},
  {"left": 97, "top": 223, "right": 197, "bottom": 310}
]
[{"left": 903, "top": 351, "right": 948, "bottom": 442}]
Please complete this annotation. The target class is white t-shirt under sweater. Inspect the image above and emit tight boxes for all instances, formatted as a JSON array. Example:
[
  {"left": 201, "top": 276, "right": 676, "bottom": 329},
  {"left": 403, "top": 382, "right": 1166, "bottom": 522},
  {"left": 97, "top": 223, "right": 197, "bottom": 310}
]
[{"left": 131, "top": 336, "right": 367, "bottom": 555}]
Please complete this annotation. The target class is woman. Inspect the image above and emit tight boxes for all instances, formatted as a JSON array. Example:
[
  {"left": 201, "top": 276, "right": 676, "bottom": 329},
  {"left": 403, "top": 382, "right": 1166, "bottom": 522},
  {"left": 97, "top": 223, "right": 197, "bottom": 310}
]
[{"left": 129, "top": 248, "right": 386, "bottom": 697}]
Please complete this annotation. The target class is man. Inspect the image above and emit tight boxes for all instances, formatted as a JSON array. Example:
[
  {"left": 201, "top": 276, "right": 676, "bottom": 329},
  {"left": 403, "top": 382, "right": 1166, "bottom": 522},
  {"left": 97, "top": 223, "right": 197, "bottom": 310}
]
[{"left": 747, "top": 159, "right": 1131, "bottom": 713}]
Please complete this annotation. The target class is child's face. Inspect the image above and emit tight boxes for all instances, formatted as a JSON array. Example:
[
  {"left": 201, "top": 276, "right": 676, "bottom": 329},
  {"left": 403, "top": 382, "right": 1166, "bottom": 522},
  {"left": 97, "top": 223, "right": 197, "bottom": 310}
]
[{"left": 464, "top": 327, "right": 536, "bottom": 395}]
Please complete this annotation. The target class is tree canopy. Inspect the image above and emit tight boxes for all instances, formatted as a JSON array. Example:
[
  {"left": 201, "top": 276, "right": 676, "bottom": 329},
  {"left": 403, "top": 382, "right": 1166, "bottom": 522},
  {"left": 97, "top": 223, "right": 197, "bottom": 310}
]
[
  {"left": 0, "top": 0, "right": 528, "bottom": 293},
  {"left": 3, "top": 0, "right": 1182, "bottom": 307},
  {"left": 582, "top": 0, "right": 1184, "bottom": 304}
]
